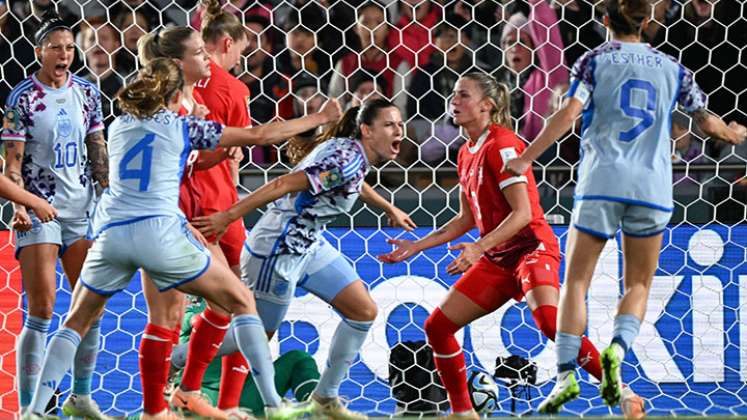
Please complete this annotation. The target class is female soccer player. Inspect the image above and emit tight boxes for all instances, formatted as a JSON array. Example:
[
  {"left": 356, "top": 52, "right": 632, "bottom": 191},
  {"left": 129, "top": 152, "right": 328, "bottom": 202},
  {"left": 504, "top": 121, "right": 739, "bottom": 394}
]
[
  {"left": 193, "top": 99, "right": 405, "bottom": 420},
  {"left": 22, "top": 58, "right": 339, "bottom": 420},
  {"left": 2, "top": 12, "right": 110, "bottom": 419},
  {"left": 505, "top": 0, "right": 746, "bottom": 414},
  {"left": 379, "top": 72, "right": 642, "bottom": 419}
]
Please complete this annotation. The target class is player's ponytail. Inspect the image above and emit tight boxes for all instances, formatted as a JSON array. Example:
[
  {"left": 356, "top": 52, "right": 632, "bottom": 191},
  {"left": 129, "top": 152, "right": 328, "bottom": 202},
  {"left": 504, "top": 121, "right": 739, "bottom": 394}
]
[
  {"left": 117, "top": 58, "right": 184, "bottom": 119},
  {"left": 461, "top": 72, "right": 513, "bottom": 130},
  {"left": 287, "top": 106, "right": 360, "bottom": 165},
  {"left": 138, "top": 26, "right": 195, "bottom": 66},
  {"left": 606, "top": 0, "right": 651, "bottom": 36},
  {"left": 201, "top": 0, "right": 246, "bottom": 44}
]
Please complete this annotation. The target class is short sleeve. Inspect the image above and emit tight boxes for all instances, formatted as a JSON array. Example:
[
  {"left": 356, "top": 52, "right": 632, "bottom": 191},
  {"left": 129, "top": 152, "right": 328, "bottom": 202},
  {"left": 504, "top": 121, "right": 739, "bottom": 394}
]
[
  {"left": 86, "top": 86, "right": 105, "bottom": 134},
  {"left": 183, "top": 115, "right": 224, "bottom": 150},
  {"left": 486, "top": 142, "right": 527, "bottom": 190},
  {"left": 566, "top": 51, "right": 596, "bottom": 106},
  {"left": 304, "top": 144, "right": 365, "bottom": 195},
  {"left": 1, "top": 104, "right": 27, "bottom": 142},
  {"left": 228, "top": 86, "right": 251, "bottom": 128},
  {"left": 677, "top": 65, "right": 707, "bottom": 114}
]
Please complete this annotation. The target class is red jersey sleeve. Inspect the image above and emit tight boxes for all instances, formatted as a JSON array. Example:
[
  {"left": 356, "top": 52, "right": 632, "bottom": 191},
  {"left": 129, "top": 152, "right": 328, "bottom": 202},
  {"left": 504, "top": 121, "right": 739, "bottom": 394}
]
[{"left": 485, "top": 129, "right": 529, "bottom": 190}]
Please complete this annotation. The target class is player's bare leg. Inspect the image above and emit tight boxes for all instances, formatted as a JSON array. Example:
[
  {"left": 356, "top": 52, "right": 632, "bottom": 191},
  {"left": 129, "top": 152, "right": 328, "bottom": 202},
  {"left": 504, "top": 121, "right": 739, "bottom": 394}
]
[{"left": 539, "top": 228, "right": 605, "bottom": 414}]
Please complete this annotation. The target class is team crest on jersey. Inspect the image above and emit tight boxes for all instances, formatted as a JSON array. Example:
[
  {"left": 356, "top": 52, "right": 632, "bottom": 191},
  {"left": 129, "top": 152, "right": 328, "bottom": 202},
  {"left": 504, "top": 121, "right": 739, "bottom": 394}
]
[
  {"left": 319, "top": 168, "right": 343, "bottom": 190},
  {"left": 3, "top": 108, "right": 19, "bottom": 131},
  {"left": 57, "top": 108, "right": 73, "bottom": 138}
]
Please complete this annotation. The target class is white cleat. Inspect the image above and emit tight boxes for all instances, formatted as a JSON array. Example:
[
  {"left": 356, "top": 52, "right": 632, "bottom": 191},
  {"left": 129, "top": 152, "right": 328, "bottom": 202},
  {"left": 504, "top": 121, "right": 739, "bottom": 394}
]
[{"left": 62, "top": 394, "right": 114, "bottom": 420}]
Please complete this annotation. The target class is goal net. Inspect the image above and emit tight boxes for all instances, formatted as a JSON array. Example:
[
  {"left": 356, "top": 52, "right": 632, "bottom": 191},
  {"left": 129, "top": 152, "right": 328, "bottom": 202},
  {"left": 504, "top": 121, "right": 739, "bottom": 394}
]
[{"left": 0, "top": 0, "right": 745, "bottom": 417}]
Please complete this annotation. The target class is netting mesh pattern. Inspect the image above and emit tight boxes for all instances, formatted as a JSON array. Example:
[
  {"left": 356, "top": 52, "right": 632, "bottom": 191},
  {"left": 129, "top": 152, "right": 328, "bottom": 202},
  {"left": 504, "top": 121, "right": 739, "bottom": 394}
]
[{"left": 0, "top": 0, "right": 746, "bottom": 417}]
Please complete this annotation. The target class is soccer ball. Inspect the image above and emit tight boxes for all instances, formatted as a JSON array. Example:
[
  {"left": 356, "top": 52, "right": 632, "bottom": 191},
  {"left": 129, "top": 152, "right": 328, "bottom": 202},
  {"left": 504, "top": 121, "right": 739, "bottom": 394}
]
[{"left": 467, "top": 370, "right": 499, "bottom": 414}]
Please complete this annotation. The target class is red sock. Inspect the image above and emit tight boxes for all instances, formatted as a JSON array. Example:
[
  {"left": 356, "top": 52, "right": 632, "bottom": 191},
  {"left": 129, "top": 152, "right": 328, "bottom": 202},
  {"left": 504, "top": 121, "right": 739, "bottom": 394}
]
[
  {"left": 171, "top": 325, "right": 182, "bottom": 346},
  {"left": 218, "top": 352, "right": 249, "bottom": 410},
  {"left": 424, "top": 308, "right": 472, "bottom": 413},
  {"left": 180, "top": 307, "right": 231, "bottom": 391},
  {"left": 531, "top": 305, "right": 603, "bottom": 381},
  {"left": 140, "top": 323, "right": 174, "bottom": 415}
]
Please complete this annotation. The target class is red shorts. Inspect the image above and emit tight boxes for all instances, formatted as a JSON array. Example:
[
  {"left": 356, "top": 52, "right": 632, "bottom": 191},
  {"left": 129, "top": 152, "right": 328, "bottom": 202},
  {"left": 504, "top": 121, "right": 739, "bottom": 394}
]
[{"left": 453, "top": 249, "right": 560, "bottom": 312}]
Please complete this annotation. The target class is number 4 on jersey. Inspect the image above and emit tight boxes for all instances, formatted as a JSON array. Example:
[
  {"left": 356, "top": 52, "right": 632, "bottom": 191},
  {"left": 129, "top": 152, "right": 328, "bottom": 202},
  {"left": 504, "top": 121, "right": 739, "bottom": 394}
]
[{"left": 119, "top": 133, "right": 155, "bottom": 191}]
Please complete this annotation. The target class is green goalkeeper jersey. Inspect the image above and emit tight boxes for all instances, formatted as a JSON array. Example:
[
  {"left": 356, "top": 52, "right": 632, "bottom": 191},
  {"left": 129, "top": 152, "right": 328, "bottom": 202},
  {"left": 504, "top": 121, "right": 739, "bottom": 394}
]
[{"left": 179, "top": 297, "right": 320, "bottom": 415}]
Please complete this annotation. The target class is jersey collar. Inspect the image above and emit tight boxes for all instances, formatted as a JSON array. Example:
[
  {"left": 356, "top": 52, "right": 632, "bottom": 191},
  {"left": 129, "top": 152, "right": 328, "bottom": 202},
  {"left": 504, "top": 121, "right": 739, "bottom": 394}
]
[
  {"left": 467, "top": 128, "right": 490, "bottom": 154},
  {"left": 32, "top": 71, "right": 72, "bottom": 92}
]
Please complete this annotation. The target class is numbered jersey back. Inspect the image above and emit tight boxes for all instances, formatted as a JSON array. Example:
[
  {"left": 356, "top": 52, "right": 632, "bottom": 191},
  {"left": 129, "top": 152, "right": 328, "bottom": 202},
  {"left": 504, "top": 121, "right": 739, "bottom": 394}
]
[
  {"left": 91, "top": 110, "right": 222, "bottom": 238},
  {"left": 567, "top": 41, "right": 706, "bottom": 210}
]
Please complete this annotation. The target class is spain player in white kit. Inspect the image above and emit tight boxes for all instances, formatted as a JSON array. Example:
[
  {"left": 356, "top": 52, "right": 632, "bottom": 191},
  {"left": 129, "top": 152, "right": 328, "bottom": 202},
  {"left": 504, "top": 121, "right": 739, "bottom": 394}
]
[
  {"left": 22, "top": 58, "right": 340, "bottom": 420},
  {"left": 505, "top": 0, "right": 746, "bottom": 414},
  {"left": 2, "top": 13, "right": 111, "bottom": 419},
  {"left": 194, "top": 100, "right": 406, "bottom": 419}
]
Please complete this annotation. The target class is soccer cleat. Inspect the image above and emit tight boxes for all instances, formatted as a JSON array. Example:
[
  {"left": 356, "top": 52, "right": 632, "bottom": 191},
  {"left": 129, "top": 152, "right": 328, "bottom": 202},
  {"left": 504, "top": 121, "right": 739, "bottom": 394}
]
[
  {"left": 308, "top": 397, "right": 368, "bottom": 420},
  {"left": 264, "top": 399, "right": 316, "bottom": 420},
  {"left": 169, "top": 388, "right": 229, "bottom": 420},
  {"left": 600, "top": 345, "right": 624, "bottom": 407},
  {"left": 62, "top": 394, "right": 114, "bottom": 420},
  {"left": 225, "top": 407, "right": 257, "bottom": 420},
  {"left": 20, "top": 412, "right": 51, "bottom": 420},
  {"left": 436, "top": 411, "right": 480, "bottom": 420},
  {"left": 537, "top": 372, "right": 581, "bottom": 414},
  {"left": 621, "top": 392, "right": 646, "bottom": 419},
  {"left": 141, "top": 409, "right": 184, "bottom": 420}
]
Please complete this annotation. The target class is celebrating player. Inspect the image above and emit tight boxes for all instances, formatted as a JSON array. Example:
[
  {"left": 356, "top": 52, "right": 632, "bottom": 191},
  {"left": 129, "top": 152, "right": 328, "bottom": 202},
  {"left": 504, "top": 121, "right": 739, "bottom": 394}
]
[
  {"left": 2, "top": 12, "right": 110, "bottom": 419},
  {"left": 504, "top": 0, "right": 746, "bottom": 414},
  {"left": 21, "top": 58, "right": 339, "bottom": 420},
  {"left": 379, "top": 72, "right": 644, "bottom": 419},
  {"left": 193, "top": 100, "right": 405, "bottom": 420}
]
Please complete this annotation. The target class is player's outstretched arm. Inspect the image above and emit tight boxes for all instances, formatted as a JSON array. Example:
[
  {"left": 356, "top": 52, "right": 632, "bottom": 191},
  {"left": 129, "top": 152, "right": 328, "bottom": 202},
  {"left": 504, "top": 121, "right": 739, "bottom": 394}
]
[
  {"left": 0, "top": 174, "right": 57, "bottom": 223},
  {"left": 361, "top": 182, "right": 416, "bottom": 231},
  {"left": 219, "top": 99, "right": 342, "bottom": 147},
  {"left": 192, "top": 170, "right": 311, "bottom": 239},
  {"left": 85, "top": 130, "right": 109, "bottom": 190},
  {"left": 378, "top": 191, "right": 475, "bottom": 263},
  {"left": 504, "top": 97, "right": 584, "bottom": 176},
  {"left": 691, "top": 109, "right": 747, "bottom": 145}
]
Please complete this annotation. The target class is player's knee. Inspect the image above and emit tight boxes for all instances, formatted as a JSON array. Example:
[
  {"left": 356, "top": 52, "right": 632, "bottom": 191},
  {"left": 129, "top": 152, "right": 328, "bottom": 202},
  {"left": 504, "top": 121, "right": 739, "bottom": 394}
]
[
  {"left": 347, "top": 301, "right": 378, "bottom": 322},
  {"left": 27, "top": 300, "right": 55, "bottom": 320},
  {"left": 424, "top": 309, "right": 453, "bottom": 341},
  {"left": 531, "top": 305, "right": 558, "bottom": 341}
]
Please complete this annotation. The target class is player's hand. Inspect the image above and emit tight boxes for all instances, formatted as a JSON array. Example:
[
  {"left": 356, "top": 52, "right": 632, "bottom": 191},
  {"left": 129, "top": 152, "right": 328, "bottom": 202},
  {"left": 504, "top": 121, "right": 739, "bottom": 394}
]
[
  {"left": 446, "top": 242, "right": 483, "bottom": 275},
  {"left": 385, "top": 206, "right": 416, "bottom": 232},
  {"left": 192, "top": 104, "right": 210, "bottom": 119},
  {"left": 11, "top": 208, "right": 33, "bottom": 232},
  {"left": 319, "top": 98, "right": 343, "bottom": 123},
  {"left": 186, "top": 223, "right": 209, "bottom": 247},
  {"left": 503, "top": 157, "right": 530, "bottom": 177},
  {"left": 727, "top": 121, "right": 746, "bottom": 145},
  {"left": 193, "top": 211, "right": 231, "bottom": 242},
  {"left": 29, "top": 199, "right": 57, "bottom": 224},
  {"left": 378, "top": 238, "right": 420, "bottom": 263},
  {"left": 227, "top": 146, "right": 244, "bottom": 162}
]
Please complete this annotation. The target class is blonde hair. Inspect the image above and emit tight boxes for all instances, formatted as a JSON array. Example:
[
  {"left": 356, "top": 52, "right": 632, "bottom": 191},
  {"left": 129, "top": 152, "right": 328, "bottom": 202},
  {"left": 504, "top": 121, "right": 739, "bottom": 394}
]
[
  {"left": 137, "top": 26, "right": 195, "bottom": 66},
  {"left": 461, "top": 72, "right": 512, "bottom": 129},
  {"left": 117, "top": 58, "right": 184, "bottom": 119},
  {"left": 201, "top": 0, "right": 247, "bottom": 44}
]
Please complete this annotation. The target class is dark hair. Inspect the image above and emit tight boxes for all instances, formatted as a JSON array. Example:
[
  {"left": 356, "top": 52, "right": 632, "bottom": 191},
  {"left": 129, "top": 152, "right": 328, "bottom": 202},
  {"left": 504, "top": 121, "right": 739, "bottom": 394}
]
[
  {"left": 433, "top": 14, "right": 469, "bottom": 38},
  {"left": 117, "top": 58, "right": 184, "bottom": 119},
  {"left": 286, "top": 99, "right": 397, "bottom": 165},
  {"left": 201, "top": 0, "right": 247, "bottom": 44},
  {"left": 349, "top": 70, "right": 388, "bottom": 95},
  {"left": 606, "top": 0, "right": 651, "bottom": 35},
  {"left": 34, "top": 10, "right": 73, "bottom": 46},
  {"left": 138, "top": 26, "right": 195, "bottom": 66}
]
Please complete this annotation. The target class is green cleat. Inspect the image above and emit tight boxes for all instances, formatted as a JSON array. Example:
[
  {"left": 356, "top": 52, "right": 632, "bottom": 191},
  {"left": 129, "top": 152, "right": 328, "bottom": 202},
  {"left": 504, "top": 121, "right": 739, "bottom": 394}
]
[
  {"left": 600, "top": 345, "right": 624, "bottom": 407},
  {"left": 307, "top": 398, "right": 367, "bottom": 420},
  {"left": 62, "top": 394, "right": 115, "bottom": 420},
  {"left": 264, "top": 400, "right": 315, "bottom": 420},
  {"left": 537, "top": 372, "right": 581, "bottom": 414}
]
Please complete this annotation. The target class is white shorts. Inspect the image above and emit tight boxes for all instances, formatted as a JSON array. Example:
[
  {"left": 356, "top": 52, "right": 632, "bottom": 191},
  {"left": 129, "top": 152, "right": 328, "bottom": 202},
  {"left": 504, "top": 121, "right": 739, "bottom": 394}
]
[
  {"left": 15, "top": 210, "right": 89, "bottom": 259},
  {"left": 80, "top": 216, "right": 211, "bottom": 296},
  {"left": 572, "top": 198, "right": 671, "bottom": 239}
]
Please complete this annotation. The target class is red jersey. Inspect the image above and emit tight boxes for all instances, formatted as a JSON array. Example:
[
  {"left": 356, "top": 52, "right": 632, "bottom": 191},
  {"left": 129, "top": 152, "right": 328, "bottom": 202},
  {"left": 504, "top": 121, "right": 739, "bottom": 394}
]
[
  {"left": 178, "top": 90, "right": 206, "bottom": 219},
  {"left": 457, "top": 124, "right": 559, "bottom": 267},
  {"left": 191, "top": 60, "right": 251, "bottom": 212}
]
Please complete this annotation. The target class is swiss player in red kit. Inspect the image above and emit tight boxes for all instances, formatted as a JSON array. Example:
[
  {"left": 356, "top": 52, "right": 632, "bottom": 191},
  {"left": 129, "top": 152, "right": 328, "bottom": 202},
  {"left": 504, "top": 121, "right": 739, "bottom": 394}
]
[{"left": 380, "top": 73, "right": 642, "bottom": 419}]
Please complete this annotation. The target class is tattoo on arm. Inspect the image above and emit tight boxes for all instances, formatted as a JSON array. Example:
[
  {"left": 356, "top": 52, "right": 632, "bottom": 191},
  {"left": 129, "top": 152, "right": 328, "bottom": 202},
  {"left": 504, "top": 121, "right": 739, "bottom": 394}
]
[{"left": 85, "top": 131, "right": 109, "bottom": 189}]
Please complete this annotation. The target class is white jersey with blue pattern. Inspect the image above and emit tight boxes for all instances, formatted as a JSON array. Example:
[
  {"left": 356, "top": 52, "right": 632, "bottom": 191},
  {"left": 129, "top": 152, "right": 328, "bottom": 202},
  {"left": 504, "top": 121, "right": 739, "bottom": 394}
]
[
  {"left": 247, "top": 137, "right": 369, "bottom": 255},
  {"left": 1, "top": 73, "right": 104, "bottom": 219},
  {"left": 567, "top": 41, "right": 707, "bottom": 211},
  {"left": 90, "top": 110, "right": 223, "bottom": 238}
]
